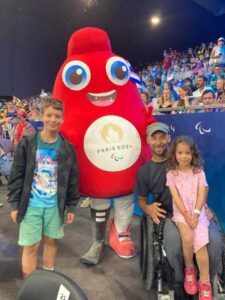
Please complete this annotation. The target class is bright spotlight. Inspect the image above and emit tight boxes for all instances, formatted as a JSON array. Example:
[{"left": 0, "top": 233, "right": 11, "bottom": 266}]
[{"left": 150, "top": 16, "right": 161, "bottom": 26}]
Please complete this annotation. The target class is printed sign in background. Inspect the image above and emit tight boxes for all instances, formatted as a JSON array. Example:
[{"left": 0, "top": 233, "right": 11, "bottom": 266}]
[{"left": 134, "top": 112, "right": 225, "bottom": 229}]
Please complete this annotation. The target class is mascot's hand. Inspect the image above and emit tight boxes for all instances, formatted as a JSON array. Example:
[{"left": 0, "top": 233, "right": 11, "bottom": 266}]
[{"left": 141, "top": 106, "right": 156, "bottom": 138}]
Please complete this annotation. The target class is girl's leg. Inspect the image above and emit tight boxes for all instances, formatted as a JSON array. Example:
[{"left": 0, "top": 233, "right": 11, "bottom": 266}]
[
  {"left": 196, "top": 246, "right": 213, "bottom": 300},
  {"left": 43, "top": 236, "right": 57, "bottom": 270},
  {"left": 177, "top": 223, "right": 197, "bottom": 295},
  {"left": 196, "top": 246, "right": 209, "bottom": 282},
  {"left": 22, "top": 242, "right": 40, "bottom": 278},
  {"left": 177, "top": 223, "right": 194, "bottom": 267}
]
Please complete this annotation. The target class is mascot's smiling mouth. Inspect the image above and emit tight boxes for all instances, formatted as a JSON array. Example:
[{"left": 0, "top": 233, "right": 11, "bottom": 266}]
[{"left": 87, "top": 90, "right": 117, "bottom": 107}]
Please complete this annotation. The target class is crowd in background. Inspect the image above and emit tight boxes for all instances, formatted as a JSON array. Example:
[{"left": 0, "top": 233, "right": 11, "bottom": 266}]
[
  {"left": 0, "top": 36, "right": 225, "bottom": 153},
  {"left": 136, "top": 37, "right": 225, "bottom": 114}
]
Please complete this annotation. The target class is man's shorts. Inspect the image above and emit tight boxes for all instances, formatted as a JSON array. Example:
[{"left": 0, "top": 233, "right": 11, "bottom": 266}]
[{"left": 18, "top": 205, "right": 64, "bottom": 246}]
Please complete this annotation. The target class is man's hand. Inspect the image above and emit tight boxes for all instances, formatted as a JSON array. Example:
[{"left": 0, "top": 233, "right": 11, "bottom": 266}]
[
  {"left": 66, "top": 213, "right": 75, "bottom": 224},
  {"left": 205, "top": 206, "right": 213, "bottom": 220},
  {"left": 145, "top": 202, "right": 166, "bottom": 224},
  {"left": 10, "top": 210, "right": 18, "bottom": 223}
]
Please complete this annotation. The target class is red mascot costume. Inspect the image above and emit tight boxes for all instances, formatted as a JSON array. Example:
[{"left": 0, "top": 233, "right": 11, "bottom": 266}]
[{"left": 53, "top": 27, "right": 155, "bottom": 264}]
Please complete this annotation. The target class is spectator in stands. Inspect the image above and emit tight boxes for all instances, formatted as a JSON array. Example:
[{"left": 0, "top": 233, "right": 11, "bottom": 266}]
[
  {"left": 193, "top": 76, "right": 208, "bottom": 102},
  {"left": 208, "top": 42, "right": 214, "bottom": 55},
  {"left": 184, "top": 78, "right": 195, "bottom": 92},
  {"left": 201, "top": 89, "right": 217, "bottom": 112},
  {"left": 0, "top": 125, "right": 13, "bottom": 192},
  {"left": 140, "top": 92, "right": 151, "bottom": 109},
  {"left": 173, "top": 64, "right": 184, "bottom": 83},
  {"left": 209, "top": 65, "right": 225, "bottom": 90},
  {"left": 11, "top": 111, "right": 36, "bottom": 152},
  {"left": 3, "top": 100, "right": 18, "bottom": 118},
  {"left": 163, "top": 50, "right": 173, "bottom": 71},
  {"left": 154, "top": 77, "right": 162, "bottom": 97},
  {"left": 210, "top": 37, "right": 225, "bottom": 66},
  {"left": 182, "top": 64, "right": 193, "bottom": 79},
  {"left": 0, "top": 126, "right": 13, "bottom": 154},
  {"left": 173, "top": 85, "right": 193, "bottom": 112},
  {"left": 28, "top": 104, "right": 39, "bottom": 120},
  {"left": 158, "top": 90, "right": 173, "bottom": 114},
  {"left": 187, "top": 48, "right": 196, "bottom": 64},
  {"left": 163, "top": 82, "right": 179, "bottom": 101},
  {"left": 216, "top": 78, "right": 225, "bottom": 100}
]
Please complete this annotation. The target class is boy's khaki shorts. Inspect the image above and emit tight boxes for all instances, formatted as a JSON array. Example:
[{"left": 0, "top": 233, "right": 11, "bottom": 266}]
[{"left": 18, "top": 205, "right": 64, "bottom": 246}]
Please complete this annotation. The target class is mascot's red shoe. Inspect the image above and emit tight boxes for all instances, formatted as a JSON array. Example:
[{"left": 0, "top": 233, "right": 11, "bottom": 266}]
[{"left": 108, "top": 219, "right": 136, "bottom": 258}]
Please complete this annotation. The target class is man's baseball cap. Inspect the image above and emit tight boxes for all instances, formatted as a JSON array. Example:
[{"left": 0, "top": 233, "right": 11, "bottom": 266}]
[
  {"left": 218, "top": 37, "right": 225, "bottom": 42},
  {"left": 147, "top": 122, "right": 169, "bottom": 137}
]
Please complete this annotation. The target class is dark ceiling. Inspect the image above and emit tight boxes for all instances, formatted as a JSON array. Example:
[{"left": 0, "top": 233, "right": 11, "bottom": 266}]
[{"left": 0, "top": 0, "right": 225, "bottom": 97}]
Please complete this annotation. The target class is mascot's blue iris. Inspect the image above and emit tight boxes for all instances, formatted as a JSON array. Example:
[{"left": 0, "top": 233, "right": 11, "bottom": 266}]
[
  {"left": 106, "top": 57, "right": 130, "bottom": 86},
  {"left": 62, "top": 60, "right": 91, "bottom": 91}
]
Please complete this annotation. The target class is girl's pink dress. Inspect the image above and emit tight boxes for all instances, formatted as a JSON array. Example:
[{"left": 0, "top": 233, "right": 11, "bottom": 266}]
[{"left": 166, "top": 169, "right": 209, "bottom": 253}]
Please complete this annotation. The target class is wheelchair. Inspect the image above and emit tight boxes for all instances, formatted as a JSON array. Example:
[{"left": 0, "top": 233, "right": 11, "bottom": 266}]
[
  {"left": 139, "top": 213, "right": 225, "bottom": 300},
  {"left": 16, "top": 269, "right": 88, "bottom": 300}
]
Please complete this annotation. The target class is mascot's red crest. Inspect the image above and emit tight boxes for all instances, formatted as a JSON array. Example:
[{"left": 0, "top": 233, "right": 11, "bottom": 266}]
[{"left": 53, "top": 27, "right": 155, "bottom": 198}]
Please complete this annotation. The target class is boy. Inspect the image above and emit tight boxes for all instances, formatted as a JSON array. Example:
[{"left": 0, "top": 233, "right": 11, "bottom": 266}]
[{"left": 8, "top": 97, "right": 79, "bottom": 278}]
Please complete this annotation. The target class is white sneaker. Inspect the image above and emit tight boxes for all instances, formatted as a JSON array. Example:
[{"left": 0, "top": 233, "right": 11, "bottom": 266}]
[{"left": 0, "top": 202, "right": 4, "bottom": 208}]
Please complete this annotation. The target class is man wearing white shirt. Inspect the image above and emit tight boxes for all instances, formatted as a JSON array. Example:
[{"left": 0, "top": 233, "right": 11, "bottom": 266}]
[{"left": 193, "top": 76, "right": 208, "bottom": 104}]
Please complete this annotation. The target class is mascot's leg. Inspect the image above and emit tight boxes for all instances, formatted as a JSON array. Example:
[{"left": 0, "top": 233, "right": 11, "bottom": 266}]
[
  {"left": 80, "top": 198, "right": 111, "bottom": 265},
  {"left": 108, "top": 194, "right": 136, "bottom": 258}
]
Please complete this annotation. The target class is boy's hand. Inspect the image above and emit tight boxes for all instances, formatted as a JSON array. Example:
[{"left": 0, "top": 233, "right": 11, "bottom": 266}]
[
  {"left": 10, "top": 210, "right": 18, "bottom": 223},
  {"left": 66, "top": 213, "right": 75, "bottom": 224}
]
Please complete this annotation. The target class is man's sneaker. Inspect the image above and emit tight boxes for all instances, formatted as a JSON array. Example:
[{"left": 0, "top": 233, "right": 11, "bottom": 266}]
[
  {"left": 198, "top": 280, "right": 213, "bottom": 300},
  {"left": 108, "top": 219, "right": 136, "bottom": 258},
  {"left": 0, "top": 202, "right": 4, "bottom": 208},
  {"left": 184, "top": 267, "right": 198, "bottom": 295}
]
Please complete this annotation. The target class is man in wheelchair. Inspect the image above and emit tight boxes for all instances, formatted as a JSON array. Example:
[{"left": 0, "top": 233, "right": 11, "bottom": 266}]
[{"left": 135, "top": 122, "right": 224, "bottom": 299}]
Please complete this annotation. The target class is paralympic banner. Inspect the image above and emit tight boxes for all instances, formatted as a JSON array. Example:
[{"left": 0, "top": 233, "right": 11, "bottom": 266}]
[{"left": 134, "top": 112, "right": 225, "bottom": 229}]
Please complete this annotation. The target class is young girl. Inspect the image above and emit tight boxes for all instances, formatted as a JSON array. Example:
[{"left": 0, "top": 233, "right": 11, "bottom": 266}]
[{"left": 166, "top": 136, "right": 212, "bottom": 300}]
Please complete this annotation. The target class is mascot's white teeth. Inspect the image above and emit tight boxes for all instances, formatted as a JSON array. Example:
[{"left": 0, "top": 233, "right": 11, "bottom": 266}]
[{"left": 87, "top": 90, "right": 117, "bottom": 107}]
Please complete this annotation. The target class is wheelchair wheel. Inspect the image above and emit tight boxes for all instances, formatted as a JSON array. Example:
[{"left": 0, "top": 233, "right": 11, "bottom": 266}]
[
  {"left": 139, "top": 214, "right": 155, "bottom": 291},
  {"left": 212, "top": 213, "right": 225, "bottom": 295}
]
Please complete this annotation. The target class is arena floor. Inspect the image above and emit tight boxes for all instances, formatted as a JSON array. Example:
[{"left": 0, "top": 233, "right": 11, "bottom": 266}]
[{"left": 0, "top": 179, "right": 224, "bottom": 300}]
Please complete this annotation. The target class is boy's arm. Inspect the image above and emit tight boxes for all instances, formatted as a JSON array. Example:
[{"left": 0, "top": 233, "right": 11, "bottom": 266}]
[
  {"left": 7, "top": 137, "right": 27, "bottom": 210},
  {"left": 65, "top": 145, "right": 80, "bottom": 213}
]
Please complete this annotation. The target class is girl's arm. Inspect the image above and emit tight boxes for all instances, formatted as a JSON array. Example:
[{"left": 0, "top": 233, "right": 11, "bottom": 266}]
[
  {"left": 168, "top": 186, "right": 187, "bottom": 216},
  {"left": 194, "top": 186, "right": 206, "bottom": 212},
  {"left": 194, "top": 171, "right": 208, "bottom": 213}
]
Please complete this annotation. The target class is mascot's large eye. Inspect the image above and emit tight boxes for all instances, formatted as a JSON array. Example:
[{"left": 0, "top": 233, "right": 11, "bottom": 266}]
[
  {"left": 106, "top": 57, "right": 130, "bottom": 86},
  {"left": 62, "top": 60, "right": 91, "bottom": 91}
]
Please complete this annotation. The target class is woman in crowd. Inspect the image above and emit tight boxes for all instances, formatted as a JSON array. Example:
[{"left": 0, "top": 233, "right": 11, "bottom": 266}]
[
  {"left": 140, "top": 92, "right": 152, "bottom": 109},
  {"left": 215, "top": 78, "right": 225, "bottom": 100},
  {"left": 163, "top": 81, "right": 179, "bottom": 101},
  {"left": 158, "top": 89, "right": 173, "bottom": 114},
  {"left": 173, "top": 85, "right": 193, "bottom": 112}
]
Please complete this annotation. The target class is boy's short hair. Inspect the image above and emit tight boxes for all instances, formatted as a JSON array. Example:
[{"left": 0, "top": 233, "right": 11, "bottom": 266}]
[{"left": 40, "top": 97, "right": 64, "bottom": 114}]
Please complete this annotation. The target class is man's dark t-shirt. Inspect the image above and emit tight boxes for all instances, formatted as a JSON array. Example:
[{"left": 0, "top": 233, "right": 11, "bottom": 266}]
[{"left": 135, "top": 159, "right": 172, "bottom": 214}]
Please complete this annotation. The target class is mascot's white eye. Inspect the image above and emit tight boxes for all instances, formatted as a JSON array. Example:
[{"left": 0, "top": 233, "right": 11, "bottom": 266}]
[
  {"left": 106, "top": 57, "right": 130, "bottom": 86},
  {"left": 62, "top": 60, "right": 91, "bottom": 91}
]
